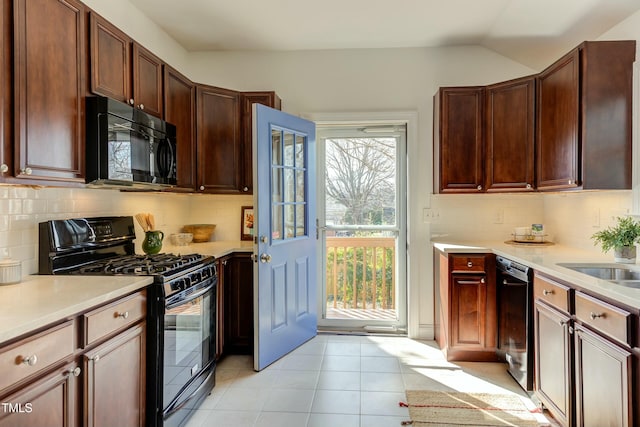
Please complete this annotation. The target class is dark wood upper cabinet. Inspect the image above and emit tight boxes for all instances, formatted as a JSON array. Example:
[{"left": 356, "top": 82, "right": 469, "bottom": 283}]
[
  {"left": 13, "top": 0, "right": 86, "bottom": 183},
  {"left": 239, "top": 92, "right": 281, "bottom": 193},
  {"left": 164, "top": 65, "right": 196, "bottom": 190},
  {"left": 434, "top": 87, "right": 485, "bottom": 193},
  {"left": 0, "top": 0, "right": 11, "bottom": 182},
  {"left": 132, "top": 43, "right": 163, "bottom": 117},
  {"left": 536, "top": 40, "right": 635, "bottom": 191},
  {"left": 89, "top": 13, "right": 163, "bottom": 117},
  {"left": 89, "top": 13, "right": 130, "bottom": 104},
  {"left": 196, "top": 85, "right": 242, "bottom": 193},
  {"left": 485, "top": 76, "right": 535, "bottom": 192}
]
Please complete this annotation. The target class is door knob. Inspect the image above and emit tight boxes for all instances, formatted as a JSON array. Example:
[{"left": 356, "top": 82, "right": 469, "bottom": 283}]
[{"left": 260, "top": 253, "right": 271, "bottom": 263}]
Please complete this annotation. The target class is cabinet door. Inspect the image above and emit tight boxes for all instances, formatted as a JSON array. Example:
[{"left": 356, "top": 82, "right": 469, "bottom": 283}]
[
  {"left": 0, "top": 0, "right": 10, "bottom": 181},
  {"left": 485, "top": 77, "right": 535, "bottom": 192},
  {"left": 14, "top": 0, "right": 85, "bottom": 183},
  {"left": 132, "top": 43, "right": 163, "bottom": 117},
  {"left": 450, "top": 274, "right": 487, "bottom": 348},
  {"left": 89, "top": 13, "right": 131, "bottom": 103},
  {"left": 0, "top": 362, "right": 78, "bottom": 427},
  {"left": 575, "top": 324, "right": 632, "bottom": 427},
  {"left": 224, "top": 254, "right": 254, "bottom": 354},
  {"left": 164, "top": 65, "right": 196, "bottom": 190},
  {"left": 536, "top": 49, "right": 579, "bottom": 191},
  {"left": 84, "top": 324, "right": 145, "bottom": 427},
  {"left": 196, "top": 85, "right": 241, "bottom": 193},
  {"left": 534, "top": 300, "right": 572, "bottom": 427},
  {"left": 240, "top": 92, "right": 281, "bottom": 194},
  {"left": 434, "top": 87, "right": 484, "bottom": 193}
]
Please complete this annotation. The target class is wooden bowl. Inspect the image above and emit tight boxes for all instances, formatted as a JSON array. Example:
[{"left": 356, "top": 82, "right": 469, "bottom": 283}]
[{"left": 182, "top": 224, "right": 216, "bottom": 242}]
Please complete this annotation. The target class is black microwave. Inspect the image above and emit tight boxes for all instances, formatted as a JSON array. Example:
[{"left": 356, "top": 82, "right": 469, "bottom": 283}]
[{"left": 85, "top": 96, "right": 177, "bottom": 189}]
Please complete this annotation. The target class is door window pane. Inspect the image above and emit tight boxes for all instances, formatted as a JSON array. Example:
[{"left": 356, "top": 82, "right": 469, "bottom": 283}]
[
  {"left": 284, "top": 204, "right": 294, "bottom": 238},
  {"left": 295, "top": 134, "right": 305, "bottom": 168},
  {"left": 272, "top": 204, "right": 283, "bottom": 240},
  {"left": 284, "top": 131, "right": 295, "bottom": 166},
  {"left": 295, "top": 204, "right": 306, "bottom": 237},
  {"left": 284, "top": 169, "right": 294, "bottom": 203},
  {"left": 272, "top": 129, "right": 282, "bottom": 165}
]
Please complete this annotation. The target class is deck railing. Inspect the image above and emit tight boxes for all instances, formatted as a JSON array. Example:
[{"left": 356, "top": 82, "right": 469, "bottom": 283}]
[{"left": 325, "top": 236, "right": 396, "bottom": 311}]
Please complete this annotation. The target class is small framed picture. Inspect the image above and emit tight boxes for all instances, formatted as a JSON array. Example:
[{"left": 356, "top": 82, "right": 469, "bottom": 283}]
[{"left": 241, "top": 206, "right": 254, "bottom": 241}]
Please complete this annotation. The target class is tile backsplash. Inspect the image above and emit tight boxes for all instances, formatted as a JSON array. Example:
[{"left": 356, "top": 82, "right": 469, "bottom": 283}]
[{"left": 0, "top": 185, "right": 251, "bottom": 276}]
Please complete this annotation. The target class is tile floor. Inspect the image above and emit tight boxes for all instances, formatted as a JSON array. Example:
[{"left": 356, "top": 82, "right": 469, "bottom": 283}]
[{"left": 184, "top": 334, "right": 552, "bottom": 427}]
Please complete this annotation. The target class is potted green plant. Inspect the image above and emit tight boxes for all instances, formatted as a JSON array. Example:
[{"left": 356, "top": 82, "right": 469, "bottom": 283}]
[{"left": 591, "top": 216, "right": 640, "bottom": 263}]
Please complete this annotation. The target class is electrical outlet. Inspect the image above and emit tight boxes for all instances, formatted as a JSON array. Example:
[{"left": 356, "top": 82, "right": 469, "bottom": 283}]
[
  {"left": 423, "top": 208, "right": 432, "bottom": 223},
  {"left": 493, "top": 209, "right": 504, "bottom": 224}
]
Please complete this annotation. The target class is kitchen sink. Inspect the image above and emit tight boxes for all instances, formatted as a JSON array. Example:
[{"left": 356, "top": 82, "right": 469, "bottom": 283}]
[{"left": 557, "top": 263, "right": 640, "bottom": 280}]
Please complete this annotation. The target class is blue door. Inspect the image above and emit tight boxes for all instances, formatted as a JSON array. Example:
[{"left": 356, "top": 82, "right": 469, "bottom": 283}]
[{"left": 253, "top": 104, "right": 317, "bottom": 371}]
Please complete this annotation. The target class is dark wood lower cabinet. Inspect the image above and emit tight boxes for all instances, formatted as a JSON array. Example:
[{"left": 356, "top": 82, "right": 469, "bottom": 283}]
[
  {"left": 224, "top": 253, "right": 254, "bottom": 355},
  {"left": 83, "top": 324, "right": 145, "bottom": 427},
  {"left": 0, "top": 362, "right": 78, "bottom": 427},
  {"left": 450, "top": 274, "right": 487, "bottom": 348},
  {"left": 574, "top": 324, "right": 633, "bottom": 427},
  {"left": 534, "top": 299, "right": 573, "bottom": 427}
]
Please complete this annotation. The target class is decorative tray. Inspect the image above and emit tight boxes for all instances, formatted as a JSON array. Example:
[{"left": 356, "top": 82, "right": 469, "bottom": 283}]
[{"left": 505, "top": 239, "right": 554, "bottom": 246}]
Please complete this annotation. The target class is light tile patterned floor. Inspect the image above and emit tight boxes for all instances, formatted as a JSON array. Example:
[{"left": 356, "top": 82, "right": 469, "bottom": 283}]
[{"left": 184, "top": 334, "right": 552, "bottom": 427}]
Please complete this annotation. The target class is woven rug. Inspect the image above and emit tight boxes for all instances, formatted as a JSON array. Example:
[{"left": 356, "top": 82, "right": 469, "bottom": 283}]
[{"left": 400, "top": 390, "right": 547, "bottom": 426}]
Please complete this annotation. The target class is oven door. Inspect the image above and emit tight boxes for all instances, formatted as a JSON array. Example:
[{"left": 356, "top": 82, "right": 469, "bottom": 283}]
[{"left": 163, "top": 280, "right": 216, "bottom": 422}]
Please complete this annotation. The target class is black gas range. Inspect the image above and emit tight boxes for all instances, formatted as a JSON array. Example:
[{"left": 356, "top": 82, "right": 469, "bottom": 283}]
[{"left": 39, "top": 216, "right": 217, "bottom": 427}]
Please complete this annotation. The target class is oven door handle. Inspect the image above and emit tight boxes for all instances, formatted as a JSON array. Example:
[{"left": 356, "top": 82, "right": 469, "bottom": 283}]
[
  {"left": 164, "top": 365, "right": 215, "bottom": 419},
  {"left": 166, "top": 281, "right": 215, "bottom": 309}
]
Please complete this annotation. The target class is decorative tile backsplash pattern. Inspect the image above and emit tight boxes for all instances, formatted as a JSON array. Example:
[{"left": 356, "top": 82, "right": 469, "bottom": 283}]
[{"left": 0, "top": 186, "right": 251, "bottom": 276}]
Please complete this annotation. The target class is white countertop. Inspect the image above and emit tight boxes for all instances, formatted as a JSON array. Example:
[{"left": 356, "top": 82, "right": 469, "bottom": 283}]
[
  {"left": 433, "top": 240, "right": 640, "bottom": 310},
  {"left": 0, "top": 240, "right": 253, "bottom": 345},
  {"left": 0, "top": 275, "right": 153, "bottom": 344}
]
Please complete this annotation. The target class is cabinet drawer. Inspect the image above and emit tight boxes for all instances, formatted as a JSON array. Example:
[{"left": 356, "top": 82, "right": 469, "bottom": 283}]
[
  {"left": 451, "top": 255, "right": 486, "bottom": 273},
  {"left": 534, "top": 274, "right": 571, "bottom": 313},
  {"left": 84, "top": 290, "right": 146, "bottom": 346},
  {"left": 575, "top": 291, "right": 632, "bottom": 346},
  {"left": 0, "top": 321, "right": 75, "bottom": 392}
]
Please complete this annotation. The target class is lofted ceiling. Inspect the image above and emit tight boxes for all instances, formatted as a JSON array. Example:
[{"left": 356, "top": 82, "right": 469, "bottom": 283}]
[{"left": 129, "top": 0, "right": 640, "bottom": 70}]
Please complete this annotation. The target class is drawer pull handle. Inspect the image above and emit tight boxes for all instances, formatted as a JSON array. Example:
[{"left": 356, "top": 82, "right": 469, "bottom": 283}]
[
  {"left": 542, "top": 289, "right": 554, "bottom": 296},
  {"left": 116, "top": 311, "right": 129, "bottom": 319},
  {"left": 21, "top": 354, "right": 37, "bottom": 366},
  {"left": 467, "top": 261, "right": 473, "bottom": 268},
  {"left": 589, "top": 312, "right": 605, "bottom": 320}
]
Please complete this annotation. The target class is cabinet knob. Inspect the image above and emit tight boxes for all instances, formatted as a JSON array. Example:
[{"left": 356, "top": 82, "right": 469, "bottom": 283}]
[
  {"left": 542, "top": 289, "right": 554, "bottom": 296},
  {"left": 476, "top": 185, "right": 482, "bottom": 190},
  {"left": 20, "top": 167, "right": 32, "bottom": 176},
  {"left": 0, "top": 164, "right": 7, "bottom": 174},
  {"left": 128, "top": 99, "right": 135, "bottom": 105},
  {"left": 589, "top": 312, "right": 604, "bottom": 320},
  {"left": 116, "top": 311, "right": 129, "bottom": 319},
  {"left": 72, "top": 367, "right": 81, "bottom": 377},
  {"left": 568, "top": 180, "right": 573, "bottom": 185},
  {"left": 526, "top": 183, "right": 532, "bottom": 189},
  {"left": 21, "top": 354, "right": 37, "bottom": 366},
  {"left": 480, "top": 278, "right": 485, "bottom": 284},
  {"left": 138, "top": 103, "right": 144, "bottom": 110},
  {"left": 467, "top": 261, "right": 473, "bottom": 268},
  {"left": 243, "top": 186, "right": 249, "bottom": 192},
  {"left": 199, "top": 185, "right": 205, "bottom": 191}
]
